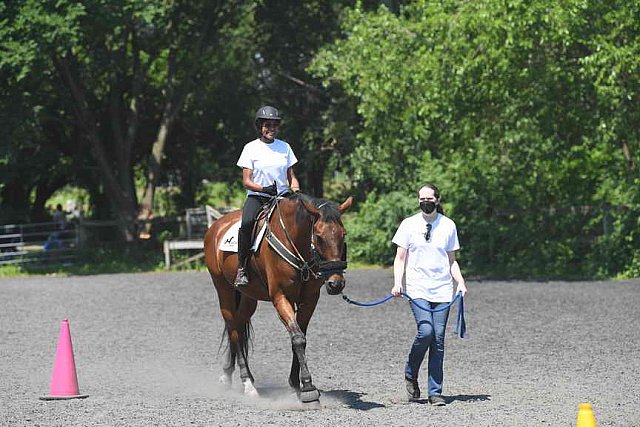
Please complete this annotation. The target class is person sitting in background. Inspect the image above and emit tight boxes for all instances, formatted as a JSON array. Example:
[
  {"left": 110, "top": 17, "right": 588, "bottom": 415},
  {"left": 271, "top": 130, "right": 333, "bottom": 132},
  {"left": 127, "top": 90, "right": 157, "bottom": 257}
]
[{"left": 52, "top": 204, "right": 67, "bottom": 230}]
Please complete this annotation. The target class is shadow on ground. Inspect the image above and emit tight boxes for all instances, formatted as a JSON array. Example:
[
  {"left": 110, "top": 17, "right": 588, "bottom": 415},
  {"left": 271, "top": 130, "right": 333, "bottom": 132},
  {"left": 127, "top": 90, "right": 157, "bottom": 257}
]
[
  {"left": 255, "top": 386, "right": 385, "bottom": 410},
  {"left": 322, "top": 389, "right": 386, "bottom": 410},
  {"left": 447, "top": 394, "right": 491, "bottom": 404}
]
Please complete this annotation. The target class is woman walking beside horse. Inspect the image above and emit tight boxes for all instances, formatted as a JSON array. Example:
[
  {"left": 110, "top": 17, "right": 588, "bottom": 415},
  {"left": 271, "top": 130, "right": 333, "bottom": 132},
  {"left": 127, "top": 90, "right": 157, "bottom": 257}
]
[{"left": 391, "top": 183, "right": 467, "bottom": 406}]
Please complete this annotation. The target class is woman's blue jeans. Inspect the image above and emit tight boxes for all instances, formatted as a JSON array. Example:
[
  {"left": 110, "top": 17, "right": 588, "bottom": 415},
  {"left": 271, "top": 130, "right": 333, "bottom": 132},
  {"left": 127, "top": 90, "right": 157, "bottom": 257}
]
[{"left": 404, "top": 299, "right": 450, "bottom": 397}]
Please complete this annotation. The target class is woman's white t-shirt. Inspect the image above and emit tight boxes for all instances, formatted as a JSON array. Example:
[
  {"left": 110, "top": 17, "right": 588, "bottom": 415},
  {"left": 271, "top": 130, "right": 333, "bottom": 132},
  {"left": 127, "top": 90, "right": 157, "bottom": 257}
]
[
  {"left": 236, "top": 138, "right": 298, "bottom": 196},
  {"left": 392, "top": 212, "right": 460, "bottom": 302}
]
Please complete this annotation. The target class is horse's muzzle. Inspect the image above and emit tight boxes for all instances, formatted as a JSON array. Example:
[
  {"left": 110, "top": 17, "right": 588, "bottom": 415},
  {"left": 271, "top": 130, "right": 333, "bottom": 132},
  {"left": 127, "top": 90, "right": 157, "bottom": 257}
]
[{"left": 325, "top": 276, "right": 345, "bottom": 295}]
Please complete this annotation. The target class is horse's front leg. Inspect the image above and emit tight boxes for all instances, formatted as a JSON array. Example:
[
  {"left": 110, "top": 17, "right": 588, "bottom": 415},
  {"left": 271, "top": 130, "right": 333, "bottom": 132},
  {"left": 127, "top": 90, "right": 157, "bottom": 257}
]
[
  {"left": 288, "top": 292, "right": 320, "bottom": 395},
  {"left": 273, "top": 293, "right": 320, "bottom": 403}
]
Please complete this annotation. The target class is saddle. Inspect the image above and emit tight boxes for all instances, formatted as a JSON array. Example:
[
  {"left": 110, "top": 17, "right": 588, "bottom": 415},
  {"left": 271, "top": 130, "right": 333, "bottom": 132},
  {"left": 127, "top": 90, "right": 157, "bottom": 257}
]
[{"left": 218, "top": 196, "right": 281, "bottom": 253}]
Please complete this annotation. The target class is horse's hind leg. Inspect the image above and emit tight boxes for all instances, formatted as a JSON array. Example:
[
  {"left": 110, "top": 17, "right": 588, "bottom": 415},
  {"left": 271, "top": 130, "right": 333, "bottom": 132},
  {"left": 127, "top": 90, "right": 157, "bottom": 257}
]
[
  {"left": 212, "top": 274, "right": 257, "bottom": 396},
  {"left": 219, "top": 338, "right": 236, "bottom": 387},
  {"left": 234, "top": 296, "right": 258, "bottom": 397}
]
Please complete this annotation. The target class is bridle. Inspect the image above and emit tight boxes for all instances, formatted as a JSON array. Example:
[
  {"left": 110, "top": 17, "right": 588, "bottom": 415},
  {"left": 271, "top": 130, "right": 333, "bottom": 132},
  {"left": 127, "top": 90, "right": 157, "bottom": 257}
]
[{"left": 265, "top": 197, "right": 347, "bottom": 282}]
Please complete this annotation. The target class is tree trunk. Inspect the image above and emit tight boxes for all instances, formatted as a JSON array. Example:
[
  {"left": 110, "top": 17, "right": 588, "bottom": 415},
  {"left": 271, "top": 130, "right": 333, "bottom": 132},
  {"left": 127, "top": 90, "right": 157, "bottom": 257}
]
[
  {"left": 53, "top": 53, "right": 138, "bottom": 241},
  {"left": 139, "top": 106, "right": 177, "bottom": 219},
  {"left": 305, "top": 156, "right": 326, "bottom": 197},
  {"left": 0, "top": 180, "right": 31, "bottom": 223},
  {"left": 137, "top": 12, "right": 214, "bottom": 220}
]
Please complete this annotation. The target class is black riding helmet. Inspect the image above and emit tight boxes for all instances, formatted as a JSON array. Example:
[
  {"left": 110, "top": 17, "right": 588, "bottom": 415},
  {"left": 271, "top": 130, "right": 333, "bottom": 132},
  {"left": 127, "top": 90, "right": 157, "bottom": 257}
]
[{"left": 255, "top": 105, "right": 281, "bottom": 131}]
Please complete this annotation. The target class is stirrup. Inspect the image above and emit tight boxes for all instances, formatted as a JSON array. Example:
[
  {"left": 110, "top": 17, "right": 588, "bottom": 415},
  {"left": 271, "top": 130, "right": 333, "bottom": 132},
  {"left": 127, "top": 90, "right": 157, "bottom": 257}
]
[{"left": 234, "top": 267, "right": 249, "bottom": 288}]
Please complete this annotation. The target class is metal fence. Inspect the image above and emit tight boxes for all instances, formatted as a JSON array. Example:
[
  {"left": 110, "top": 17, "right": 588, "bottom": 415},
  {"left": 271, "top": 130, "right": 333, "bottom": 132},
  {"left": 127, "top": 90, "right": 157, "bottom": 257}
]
[
  {"left": 163, "top": 205, "right": 226, "bottom": 269},
  {"left": 0, "top": 205, "right": 232, "bottom": 269},
  {"left": 0, "top": 221, "right": 78, "bottom": 266}
]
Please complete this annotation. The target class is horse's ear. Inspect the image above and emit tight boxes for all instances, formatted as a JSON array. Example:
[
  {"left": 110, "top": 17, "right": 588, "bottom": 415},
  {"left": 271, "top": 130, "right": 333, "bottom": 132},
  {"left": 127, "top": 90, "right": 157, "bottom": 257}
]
[
  {"left": 301, "top": 198, "right": 321, "bottom": 217},
  {"left": 338, "top": 196, "right": 353, "bottom": 214}
]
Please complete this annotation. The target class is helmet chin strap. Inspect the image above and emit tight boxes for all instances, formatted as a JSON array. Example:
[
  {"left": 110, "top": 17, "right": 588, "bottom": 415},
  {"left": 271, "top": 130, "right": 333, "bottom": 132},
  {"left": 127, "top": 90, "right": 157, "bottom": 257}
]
[{"left": 260, "top": 135, "right": 275, "bottom": 143}]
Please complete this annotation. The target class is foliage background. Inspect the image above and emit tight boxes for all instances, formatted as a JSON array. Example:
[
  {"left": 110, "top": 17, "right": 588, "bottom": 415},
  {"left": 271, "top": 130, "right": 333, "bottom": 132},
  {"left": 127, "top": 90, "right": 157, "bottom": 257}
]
[{"left": 1, "top": 0, "right": 638, "bottom": 278}]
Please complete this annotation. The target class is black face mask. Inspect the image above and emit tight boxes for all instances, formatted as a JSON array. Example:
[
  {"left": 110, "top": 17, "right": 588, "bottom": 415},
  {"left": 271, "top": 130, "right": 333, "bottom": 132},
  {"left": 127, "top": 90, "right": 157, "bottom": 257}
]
[{"left": 420, "top": 201, "right": 437, "bottom": 214}]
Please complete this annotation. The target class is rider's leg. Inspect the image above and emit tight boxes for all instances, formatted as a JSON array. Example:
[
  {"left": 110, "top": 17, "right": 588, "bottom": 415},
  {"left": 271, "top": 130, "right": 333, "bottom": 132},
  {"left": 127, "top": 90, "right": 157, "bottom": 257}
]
[{"left": 234, "top": 196, "right": 263, "bottom": 287}]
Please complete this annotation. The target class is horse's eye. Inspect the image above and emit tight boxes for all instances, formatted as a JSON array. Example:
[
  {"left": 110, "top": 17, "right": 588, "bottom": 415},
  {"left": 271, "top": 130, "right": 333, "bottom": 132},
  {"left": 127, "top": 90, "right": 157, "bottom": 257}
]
[{"left": 315, "top": 235, "right": 323, "bottom": 245}]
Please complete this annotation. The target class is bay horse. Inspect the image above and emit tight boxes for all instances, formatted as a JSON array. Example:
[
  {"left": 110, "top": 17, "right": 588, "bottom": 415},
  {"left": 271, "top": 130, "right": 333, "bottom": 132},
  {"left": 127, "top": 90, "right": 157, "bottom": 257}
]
[{"left": 203, "top": 192, "right": 353, "bottom": 402}]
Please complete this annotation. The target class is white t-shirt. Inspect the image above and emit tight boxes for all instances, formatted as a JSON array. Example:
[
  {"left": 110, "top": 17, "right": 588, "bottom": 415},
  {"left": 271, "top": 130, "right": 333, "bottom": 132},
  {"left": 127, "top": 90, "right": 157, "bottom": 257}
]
[
  {"left": 392, "top": 212, "right": 460, "bottom": 302},
  {"left": 236, "top": 138, "right": 298, "bottom": 196}
]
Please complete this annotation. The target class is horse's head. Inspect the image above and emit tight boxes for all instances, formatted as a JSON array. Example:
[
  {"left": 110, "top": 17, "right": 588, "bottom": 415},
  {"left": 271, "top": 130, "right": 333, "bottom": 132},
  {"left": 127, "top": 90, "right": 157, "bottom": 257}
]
[{"left": 300, "top": 195, "right": 353, "bottom": 295}]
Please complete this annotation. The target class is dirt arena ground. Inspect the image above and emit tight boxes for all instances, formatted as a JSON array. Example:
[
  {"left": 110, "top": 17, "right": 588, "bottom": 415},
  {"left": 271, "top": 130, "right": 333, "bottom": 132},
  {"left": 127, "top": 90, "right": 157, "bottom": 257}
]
[{"left": 1, "top": 270, "right": 638, "bottom": 426}]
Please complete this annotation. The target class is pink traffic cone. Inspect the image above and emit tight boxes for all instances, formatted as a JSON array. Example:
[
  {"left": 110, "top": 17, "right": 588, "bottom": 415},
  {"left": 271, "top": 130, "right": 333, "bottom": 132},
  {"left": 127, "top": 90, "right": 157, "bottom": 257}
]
[{"left": 40, "top": 320, "right": 89, "bottom": 400}]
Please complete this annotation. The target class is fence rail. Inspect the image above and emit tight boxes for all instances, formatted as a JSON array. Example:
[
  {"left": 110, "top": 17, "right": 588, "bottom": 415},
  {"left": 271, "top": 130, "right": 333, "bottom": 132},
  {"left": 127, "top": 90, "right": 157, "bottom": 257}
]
[
  {"left": 163, "top": 205, "right": 226, "bottom": 269},
  {"left": 0, "top": 221, "right": 78, "bottom": 266}
]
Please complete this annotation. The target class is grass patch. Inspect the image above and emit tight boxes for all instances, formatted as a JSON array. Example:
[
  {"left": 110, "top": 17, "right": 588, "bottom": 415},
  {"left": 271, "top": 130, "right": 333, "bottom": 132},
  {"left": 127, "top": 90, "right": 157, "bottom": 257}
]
[
  {"left": 0, "top": 242, "right": 384, "bottom": 278},
  {"left": 0, "top": 242, "right": 168, "bottom": 277}
]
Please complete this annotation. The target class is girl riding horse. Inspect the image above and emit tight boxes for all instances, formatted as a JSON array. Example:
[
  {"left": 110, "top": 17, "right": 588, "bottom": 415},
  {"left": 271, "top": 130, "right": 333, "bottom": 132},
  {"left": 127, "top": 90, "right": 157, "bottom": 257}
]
[{"left": 204, "top": 192, "right": 352, "bottom": 402}]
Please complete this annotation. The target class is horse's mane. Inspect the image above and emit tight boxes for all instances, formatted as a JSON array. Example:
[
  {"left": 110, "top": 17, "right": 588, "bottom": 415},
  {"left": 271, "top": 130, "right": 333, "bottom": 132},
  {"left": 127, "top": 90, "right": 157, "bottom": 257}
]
[{"left": 288, "top": 192, "right": 343, "bottom": 223}]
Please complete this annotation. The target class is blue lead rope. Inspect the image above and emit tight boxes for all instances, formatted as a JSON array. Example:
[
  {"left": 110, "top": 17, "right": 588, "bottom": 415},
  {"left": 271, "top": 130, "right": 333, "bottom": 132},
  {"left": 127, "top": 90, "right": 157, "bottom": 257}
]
[{"left": 341, "top": 291, "right": 466, "bottom": 338}]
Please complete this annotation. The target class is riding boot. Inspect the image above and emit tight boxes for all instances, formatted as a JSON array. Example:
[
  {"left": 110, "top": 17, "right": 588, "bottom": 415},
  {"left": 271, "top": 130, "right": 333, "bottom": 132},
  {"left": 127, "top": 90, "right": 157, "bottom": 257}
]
[{"left": 234, "top": 230, "right": 250, "bottom": 288}]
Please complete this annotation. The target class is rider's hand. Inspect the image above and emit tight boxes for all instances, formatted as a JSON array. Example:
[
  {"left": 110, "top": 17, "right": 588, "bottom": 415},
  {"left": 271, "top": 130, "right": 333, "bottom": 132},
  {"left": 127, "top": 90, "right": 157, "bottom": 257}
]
[
  {"left": 261, "top": 183, "right": 277, "bottom": 196},
  {"left": 391, "top": 283, "right": 403, "bottom": 297}
]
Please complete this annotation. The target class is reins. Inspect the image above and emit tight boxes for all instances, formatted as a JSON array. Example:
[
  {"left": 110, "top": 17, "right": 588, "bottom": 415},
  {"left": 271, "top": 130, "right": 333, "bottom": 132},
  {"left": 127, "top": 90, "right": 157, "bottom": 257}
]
[
  {"left": 264, "top": 194, "right": 348, "bottom": 282},
  {"left": 263, "top": 194, "right": 319, "bottom": 281},
  {"left": 275, "top": 196, "right": 318, "bottom": 281},
  {"left": 341, "top": 291, "right": 466, "bottom": 338}
]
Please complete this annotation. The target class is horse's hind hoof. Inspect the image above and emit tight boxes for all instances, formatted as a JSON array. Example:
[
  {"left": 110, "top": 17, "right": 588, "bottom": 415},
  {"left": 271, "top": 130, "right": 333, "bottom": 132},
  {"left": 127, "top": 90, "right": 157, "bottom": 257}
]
[
  {"left": 219, "top": 374, "right": 232, "bottom": 388},
  {"left": 300, "top": 387, "right": 320, "bottom": 403}
]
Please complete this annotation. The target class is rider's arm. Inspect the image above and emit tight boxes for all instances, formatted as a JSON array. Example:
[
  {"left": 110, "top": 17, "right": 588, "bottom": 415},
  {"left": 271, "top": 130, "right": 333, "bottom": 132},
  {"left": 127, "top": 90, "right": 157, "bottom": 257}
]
[
  {"left": 242, "top": 168, "right": 265, "bottom": 192},
  {"left": 391, "top": 246, "right": 407, "bottom": 296},
  {"left": 287, "top": 167, "right": 300, "bottom": 192}
]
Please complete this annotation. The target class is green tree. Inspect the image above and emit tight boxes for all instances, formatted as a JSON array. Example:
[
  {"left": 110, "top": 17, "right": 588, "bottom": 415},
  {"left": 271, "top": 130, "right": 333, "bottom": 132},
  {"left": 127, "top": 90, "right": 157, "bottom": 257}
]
[
  {"left": 312, "top": 0, "right": 639, "bottom": 276},
  {"left": 251, "top": 1, "right": 357, "bottom": 197},
  {"left": 1, "top": 0, "right": 256, "bottom": 238}
]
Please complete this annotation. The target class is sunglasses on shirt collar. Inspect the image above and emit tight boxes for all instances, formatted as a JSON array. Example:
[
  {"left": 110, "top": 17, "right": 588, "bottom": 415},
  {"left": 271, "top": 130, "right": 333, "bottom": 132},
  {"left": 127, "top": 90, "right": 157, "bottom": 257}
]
[{"left": 424, "top": 223, "right": 432, "bottom": 242}]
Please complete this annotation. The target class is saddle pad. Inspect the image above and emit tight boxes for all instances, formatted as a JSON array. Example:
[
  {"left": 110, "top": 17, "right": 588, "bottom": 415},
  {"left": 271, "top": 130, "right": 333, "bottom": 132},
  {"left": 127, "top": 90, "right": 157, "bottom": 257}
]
[
  {"left": 219, "top": 221, "right": 241, "bottom": 252},
  {"left": 218, "top": 220, "right": 267, "bottom": 253}
]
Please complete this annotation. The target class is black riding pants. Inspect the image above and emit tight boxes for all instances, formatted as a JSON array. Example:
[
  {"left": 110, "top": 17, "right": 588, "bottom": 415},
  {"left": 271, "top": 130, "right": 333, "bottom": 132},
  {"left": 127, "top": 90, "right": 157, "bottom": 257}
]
[{"left": 237, "top": 195, "right": 270, "bottom": 267}]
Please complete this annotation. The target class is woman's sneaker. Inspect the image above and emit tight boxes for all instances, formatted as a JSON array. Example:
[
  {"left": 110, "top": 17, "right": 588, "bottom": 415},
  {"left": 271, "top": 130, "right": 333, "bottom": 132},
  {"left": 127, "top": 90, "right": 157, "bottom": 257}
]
[
  {"left": 405, "top": 377, "right": 420, "bottom": 401},
  {"left": 429, "top": 395, "right": 446, "bottom": 406}
]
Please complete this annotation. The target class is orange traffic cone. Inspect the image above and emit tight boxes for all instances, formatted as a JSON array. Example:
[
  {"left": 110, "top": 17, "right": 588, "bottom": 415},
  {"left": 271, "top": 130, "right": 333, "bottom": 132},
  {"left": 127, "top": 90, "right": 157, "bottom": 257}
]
[
  {"left": 40, "top": 320, "right": 89, "bottom": 400},
  {"left": 576, "top": 403, "right": 597, "bottom": 427}
]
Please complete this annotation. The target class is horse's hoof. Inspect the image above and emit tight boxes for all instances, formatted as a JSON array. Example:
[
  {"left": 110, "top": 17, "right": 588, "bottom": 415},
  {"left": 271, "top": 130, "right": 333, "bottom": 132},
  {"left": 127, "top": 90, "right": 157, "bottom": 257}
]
[
  {"left": 242, "top": 378, "right": 259, "bottom": 398},
  {"left": 245, "top": 388, "right": 260, "bottom": 398},
  {"left": 300, "top": 388, "right": 320, "bottom": 403},
  {"left": 219, "top": 374, "right": 232, "bottom": 388}
]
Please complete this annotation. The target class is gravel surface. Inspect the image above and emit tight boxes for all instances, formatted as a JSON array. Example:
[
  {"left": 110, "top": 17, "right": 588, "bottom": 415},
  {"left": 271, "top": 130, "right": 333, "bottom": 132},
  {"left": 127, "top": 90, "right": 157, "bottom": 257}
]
[{"left": 1, "top": 270, "right": 638, "bottom": 426}]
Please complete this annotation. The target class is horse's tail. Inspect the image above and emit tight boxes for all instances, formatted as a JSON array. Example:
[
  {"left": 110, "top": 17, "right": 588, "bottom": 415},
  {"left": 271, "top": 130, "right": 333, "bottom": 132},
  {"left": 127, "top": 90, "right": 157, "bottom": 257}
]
[
  {"left": 217, "top": 290, "right": 254, "bottom": 356},
  {"left": 234, "top": 288, "right": 254, "bottom": 358}
]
